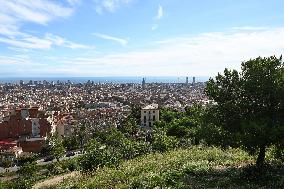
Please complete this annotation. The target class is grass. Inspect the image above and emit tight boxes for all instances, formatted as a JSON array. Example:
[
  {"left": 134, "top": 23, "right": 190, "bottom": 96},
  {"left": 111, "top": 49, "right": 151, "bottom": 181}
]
[
  {"left": 51, "top": 146, "right": 284, "bottom": 189},
  {"left": 0, "top": 158, "right": 80, "bottom": 189}
]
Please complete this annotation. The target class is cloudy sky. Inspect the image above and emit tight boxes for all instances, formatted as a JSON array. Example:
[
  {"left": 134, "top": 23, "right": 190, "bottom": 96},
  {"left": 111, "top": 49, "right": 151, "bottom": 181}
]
[{"left": 0, "top": 0, "right": 284, "bottom": 77}]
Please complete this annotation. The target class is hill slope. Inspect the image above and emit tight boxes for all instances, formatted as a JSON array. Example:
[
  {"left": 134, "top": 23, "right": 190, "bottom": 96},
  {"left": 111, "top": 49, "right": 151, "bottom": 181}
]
[{"left": 50, "top": 146, "right": 283, "bottom": 189}]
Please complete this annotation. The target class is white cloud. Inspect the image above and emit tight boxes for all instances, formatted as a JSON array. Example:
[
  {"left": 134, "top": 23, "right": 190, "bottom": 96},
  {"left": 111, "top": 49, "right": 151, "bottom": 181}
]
[
  {"left": 151, "top": 24, "right": 158, "bottom": 31},
  {"left": 152, "top": 5, "right": 164, "bottom": 30},
  {"left": 45, "top": 33, "right": 91, "bottom": 49},
  {"left": 2, "top": 27, "right": 284, "bottom": 77},
  {"left": 67, "top": 0, "right": 81, "bottom": 6},
  {"left": 0, "top": 0, "right": 90, "bottom": 50},
  {"left": 0, "top": 0, "right": 73, "bottom": 25},
  {"left": 155, "top": 5, "right": 163, "bottom": 20},
  {"left": 0, "top": 33, "right": 90, "bottom": 50},
  {"left": 60, "top": 27, "right": 284, "bottom": 76},
  {"left": 93, "top": 0, "right": 133, "bottom": 14},
  {"left": 93, "top": 33, "right": 128, "bottom": 46}
]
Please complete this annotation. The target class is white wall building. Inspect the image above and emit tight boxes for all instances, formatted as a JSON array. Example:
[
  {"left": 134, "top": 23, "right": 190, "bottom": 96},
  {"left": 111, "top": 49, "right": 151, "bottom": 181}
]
[{"left": 141, "top": 104, "right": 159, "bottom": 127}]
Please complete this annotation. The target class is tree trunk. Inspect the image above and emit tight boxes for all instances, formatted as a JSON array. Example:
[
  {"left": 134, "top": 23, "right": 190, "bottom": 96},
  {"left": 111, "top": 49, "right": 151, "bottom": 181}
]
[{"left": 256, "top": 145, "right": 266, "bottom": 167}]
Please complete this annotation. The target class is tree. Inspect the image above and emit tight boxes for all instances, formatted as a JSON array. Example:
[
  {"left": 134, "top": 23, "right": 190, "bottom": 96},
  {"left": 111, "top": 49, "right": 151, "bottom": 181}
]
[
  {"left": 18, "top": 162, "right": 38, "bottom": 177},
  {"left": 45, "top": 134, "right": 65, "bottom": 162},
  {"left": 205, "top": 56, "right": 284, "bottom": 167},
  {"left": 63, "top": 136, "right": 80, "bottom": 151},
  {"left": 79, "top": 139, "right": 121, "bottom": 173}
]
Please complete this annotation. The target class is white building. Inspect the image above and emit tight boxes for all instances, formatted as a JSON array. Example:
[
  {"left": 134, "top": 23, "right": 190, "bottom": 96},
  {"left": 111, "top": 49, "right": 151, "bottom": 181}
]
[{"left": 141, "top": 104, "right": 159, "bottom": 127}]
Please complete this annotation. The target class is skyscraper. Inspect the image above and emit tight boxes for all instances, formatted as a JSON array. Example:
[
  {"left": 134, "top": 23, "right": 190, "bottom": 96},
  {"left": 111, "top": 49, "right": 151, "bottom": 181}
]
[
  {"left": 19, "top": 80, "right": 24, "bottom": 86},
  {"left": 186, "top": 77, "right": 189, "bottom": 84},
  {"left": 192, "top": 77, "right": 196, "bottom": 84},
  {"left": 142, "top": 78, "right": 146, "bottom": 89}
]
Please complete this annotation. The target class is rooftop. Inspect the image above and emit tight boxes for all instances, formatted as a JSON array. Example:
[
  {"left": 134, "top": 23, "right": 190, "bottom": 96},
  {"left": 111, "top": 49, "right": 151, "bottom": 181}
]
[{"left": 142, "top": 104, "right": 159, "bottom": 110}]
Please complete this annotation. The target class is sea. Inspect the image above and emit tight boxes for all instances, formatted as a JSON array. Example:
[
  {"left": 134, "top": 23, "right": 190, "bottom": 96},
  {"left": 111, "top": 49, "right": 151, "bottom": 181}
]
[{"left": 0, "top": 76, "right": 210, "bottom": 84}]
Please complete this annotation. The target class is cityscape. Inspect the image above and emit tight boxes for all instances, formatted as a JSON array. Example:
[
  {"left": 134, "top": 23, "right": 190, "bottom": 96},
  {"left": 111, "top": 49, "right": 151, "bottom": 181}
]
[
  {"left": 0, "top": 0, "right": 283, "bottom": 188},
  {"left": 0, "top": 77, "right": 207, "bottom": 166}
]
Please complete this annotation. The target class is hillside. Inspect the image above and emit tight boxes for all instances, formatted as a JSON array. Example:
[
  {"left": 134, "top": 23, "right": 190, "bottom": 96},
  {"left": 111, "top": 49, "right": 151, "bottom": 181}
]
[{"left": 50, "top": 146, "right": 283, "bottom": 189}]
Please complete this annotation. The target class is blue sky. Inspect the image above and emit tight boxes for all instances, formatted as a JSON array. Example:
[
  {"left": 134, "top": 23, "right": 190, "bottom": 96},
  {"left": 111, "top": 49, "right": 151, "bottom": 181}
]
[{"left": 0, "top": 0, "right": 284, "bottom": 77}]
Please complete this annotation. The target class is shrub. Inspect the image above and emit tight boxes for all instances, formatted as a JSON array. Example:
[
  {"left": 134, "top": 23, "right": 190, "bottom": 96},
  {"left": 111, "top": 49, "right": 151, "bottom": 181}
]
[
  {"left": 18, "top": 162, "right": 38, "bottom": 177},
  {"left": 151, "top": 129, "right": 178, "bottom": 153},
  {"left": 79, "top": 139, "right": 121, "bottom": 173}
]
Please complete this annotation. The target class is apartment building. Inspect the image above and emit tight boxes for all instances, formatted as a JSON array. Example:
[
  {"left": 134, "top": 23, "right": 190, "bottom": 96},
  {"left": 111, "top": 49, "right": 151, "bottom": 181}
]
[{"left": 141, "top": 104, "right": 159, "bottom": 127}]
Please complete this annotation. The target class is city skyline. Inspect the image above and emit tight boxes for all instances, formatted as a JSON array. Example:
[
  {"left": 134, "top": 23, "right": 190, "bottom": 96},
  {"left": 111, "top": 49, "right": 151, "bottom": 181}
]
[{"left": 1, "top": 0, "right": 284, "bottom": 77}]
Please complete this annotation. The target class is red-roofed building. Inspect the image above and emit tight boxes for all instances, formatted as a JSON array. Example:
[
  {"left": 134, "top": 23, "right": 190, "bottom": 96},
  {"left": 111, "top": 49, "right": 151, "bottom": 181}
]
[{"left": 0, "top": 107, "right": 53, "bottom": 152}]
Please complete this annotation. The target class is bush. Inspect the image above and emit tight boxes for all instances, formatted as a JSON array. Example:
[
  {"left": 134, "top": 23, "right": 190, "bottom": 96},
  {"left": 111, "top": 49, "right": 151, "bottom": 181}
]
[
  {"left": 17, "top": 154, "right": 37, "bottom": 166},
  {"left": 46, "top": 162, "right": 65, "bottom": 176},
  {"left": 79, "top": 139, "right": 121, "bottom": 173},
  {"left": 60, "top": 159, "right": 80, "bottom": 172},
  {"left": 151, "top": 129, "right": 178, "bottom": 153},
  {"left": 18, "top": 162, "right": 38, "bottom": 177},
  {"left": 272, "top": 145, "right": 284, "bottom": 162}
]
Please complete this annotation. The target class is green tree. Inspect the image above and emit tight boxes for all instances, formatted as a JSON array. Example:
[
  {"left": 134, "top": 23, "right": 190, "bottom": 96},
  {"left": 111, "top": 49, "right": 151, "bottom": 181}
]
[
  {"left": 205, "top": 56, "right": 284, "bottom": 167},
  {"left": 18, "top": 162, "right": 38, "bottom": 177},
  {"left": 63, "top": 136, "right": 80, "bottom": 151},
  {"left": 46, "top": 134, "right": 65, "bottom": 161},
  {"left": 79, "top": 139, "right": 121, "bottom": 173},
  {"left": 1, "top": 158, "right": 13, "bottom": 168}
]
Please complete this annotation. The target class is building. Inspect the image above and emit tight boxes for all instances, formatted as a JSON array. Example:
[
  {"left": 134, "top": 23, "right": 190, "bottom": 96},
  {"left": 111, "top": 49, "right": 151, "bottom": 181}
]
[
  {"left": 0, "top": 107, "right": 53, "bottom": 152},
  {"left": 19, "top": 80, "right": 24, "bottom": 86},
  {"left": 56, "top": 113, "right": 76, "bottom": 138},
  {"left": 142, "top": 78, "right": 146, "bottom": 90},
  {"left": 186, "top": 77, "right": 189, "bottom": 84},
  {"left": 192, "top": 77, "right": 196, "bottom": 84},
  {"left": 141, "top": 104, "right": 159, "bottom": 127}
]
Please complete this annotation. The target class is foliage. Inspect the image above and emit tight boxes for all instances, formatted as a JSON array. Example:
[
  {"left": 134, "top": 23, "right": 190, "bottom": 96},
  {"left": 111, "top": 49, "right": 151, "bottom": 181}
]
[
  {"left": 117, "top": 117, "right": 139, "bottom": 136},
  {"left": 17, "top": 154, "right": 37, "bottom": 166},
  {"left": 46, "top": 134, "right": 65, "bottom": 161},
  {"left": 0, "top": 159, "right": 13, "bottom": 168},
  {"left": 4, "top": 178, "right": 33, "bottom": 189},
  {"left": 154, "top": 105, "right": 204, "bottom": 146},
  {"left": 271, "top": 144, "right": 284, "bottom": 162},
  {"left": 205, "top": 56, "right": 284, "bottom": 166},
  {"left": 62, "top": 136, "right": 80, "bottom": 151},
  {"left": 79, "top": 139, "right": 121, "bottom": 173},
  {"left": 46, "top": 162, "right": 65, "bottom": 176},
  {"left": 150, "top": 129, "right": 178, "bottom": 153},
  {"left": 60, "top": 158, "right": 80, "bottom": 172},
  {"left": 18, "top": 162, "right": 38, "bottom": 177},
  {"left": 54, "top": 146, "right": 284, "bottom": 189}
]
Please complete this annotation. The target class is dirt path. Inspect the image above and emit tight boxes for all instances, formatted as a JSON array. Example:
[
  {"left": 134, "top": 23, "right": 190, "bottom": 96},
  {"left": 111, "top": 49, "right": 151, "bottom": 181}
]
[{"left": 32, "top": 171, "right": 79, "bottom": 189}]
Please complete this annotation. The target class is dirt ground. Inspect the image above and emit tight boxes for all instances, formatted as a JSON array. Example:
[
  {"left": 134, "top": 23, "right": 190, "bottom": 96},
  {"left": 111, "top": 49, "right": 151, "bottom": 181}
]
[{"left": 32, "top": 171, "right": 79, "bottom": 189}]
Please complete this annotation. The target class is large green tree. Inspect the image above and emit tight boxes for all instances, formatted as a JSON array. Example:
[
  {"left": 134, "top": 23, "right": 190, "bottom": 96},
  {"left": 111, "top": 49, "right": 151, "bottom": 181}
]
[{"left": 205, "top": 56, "right": 284, "bottom": 167}]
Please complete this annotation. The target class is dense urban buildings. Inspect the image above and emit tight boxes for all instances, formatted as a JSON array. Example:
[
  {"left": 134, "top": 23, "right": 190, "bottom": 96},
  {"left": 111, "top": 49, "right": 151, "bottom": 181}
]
[{"left": 0, "top": 78, "right": 209, "bottom": 157}]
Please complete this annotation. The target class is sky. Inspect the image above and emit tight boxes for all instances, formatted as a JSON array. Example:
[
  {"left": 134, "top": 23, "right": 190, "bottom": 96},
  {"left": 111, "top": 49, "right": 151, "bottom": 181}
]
[{"left": 0, "top": 0, "right": 284, "bottom": 77}]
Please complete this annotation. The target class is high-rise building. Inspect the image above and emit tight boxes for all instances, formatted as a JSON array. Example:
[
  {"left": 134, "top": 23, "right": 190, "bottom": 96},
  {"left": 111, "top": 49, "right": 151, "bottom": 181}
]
[
  {"left": 43, "top": 80, "right": 48, "bottom": 85},
  {"left": 192, "top": 77, "right": 196, "bottom": 84},
  {"left": 142, "top": 78, "right": 146, "bottom": 89},
  {"left": 186, "top": 77, "right": 189, "bottom": 84},
  {"left": 19, "top": 80, "right": 24, "bottom": 86}
]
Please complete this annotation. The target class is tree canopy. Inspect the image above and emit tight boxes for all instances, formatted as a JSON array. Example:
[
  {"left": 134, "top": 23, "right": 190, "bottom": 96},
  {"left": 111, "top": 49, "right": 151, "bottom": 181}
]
[{"left": 205, "top": 56, "right": 284, "bottom": 166}]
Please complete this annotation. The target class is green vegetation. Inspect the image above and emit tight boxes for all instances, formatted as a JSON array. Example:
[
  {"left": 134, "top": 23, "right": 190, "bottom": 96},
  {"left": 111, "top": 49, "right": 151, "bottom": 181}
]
[
  {"left": 205, "top": 56, "right": 284, "bottom": 167},
  {"left": 0, "top": 158, "right": 80, "bottom": 189},
  {"left": 1, "top": 56, "right": 283, "bottom": 188},
  {"left": 53, "top": 146, "right": 283, "bottom": 189}
]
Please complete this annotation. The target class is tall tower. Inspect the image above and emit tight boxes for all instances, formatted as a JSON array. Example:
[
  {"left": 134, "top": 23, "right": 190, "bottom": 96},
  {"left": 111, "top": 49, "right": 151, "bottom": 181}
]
[
  {"left": 192, "top": 77, "right": 196, "bottom": 84},
  {"left": 186, "top": 77, "right": 188, "bottom": 84},
  {"left": 19, "top": 80, "right": 24, "bottom": 86},
  {"left": 142, "top": 78, "right": 146, "bottom": 89}
]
